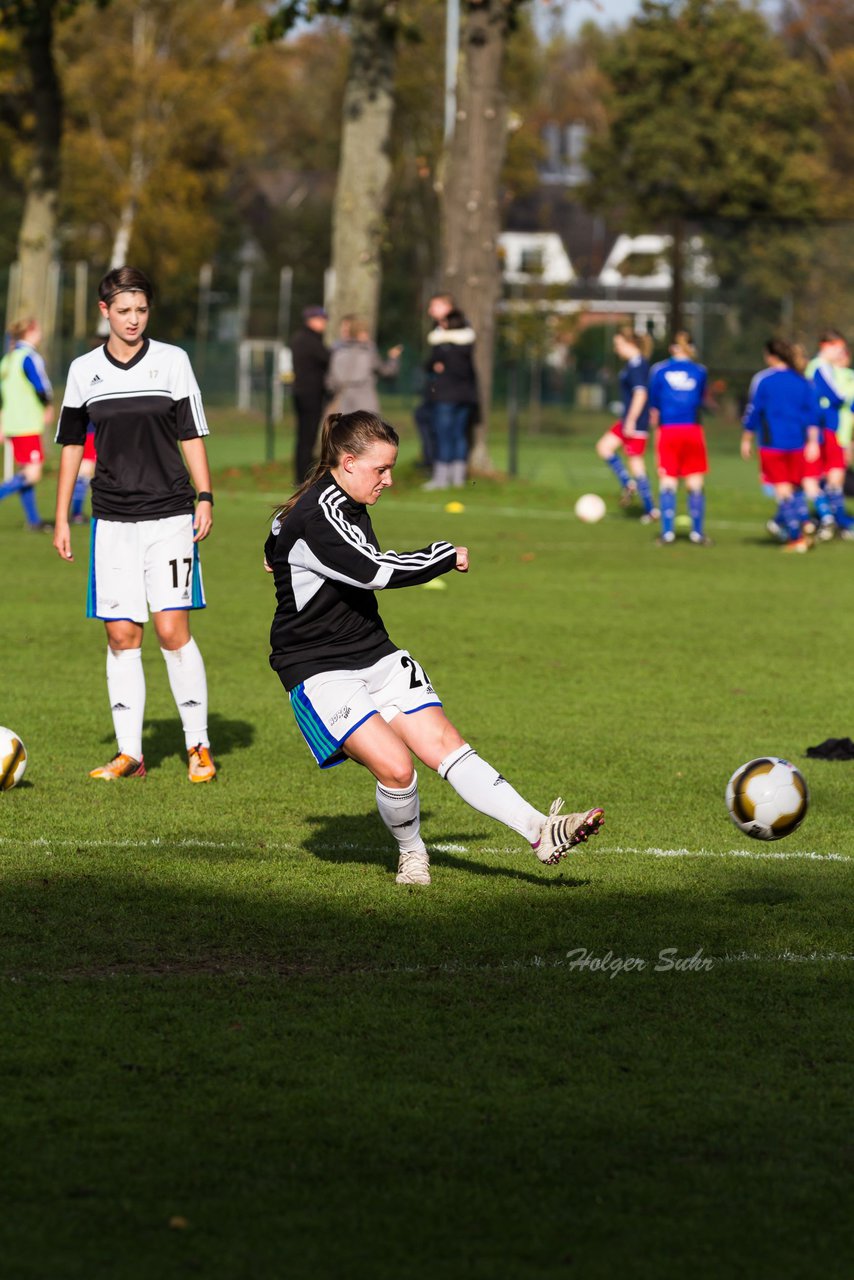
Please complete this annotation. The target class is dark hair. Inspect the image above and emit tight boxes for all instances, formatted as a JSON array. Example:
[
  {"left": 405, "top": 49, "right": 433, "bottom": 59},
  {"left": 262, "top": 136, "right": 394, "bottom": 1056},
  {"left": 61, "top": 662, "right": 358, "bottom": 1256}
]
[
  {"left": 818, "top": 327, "right": 846, "bottom": 346},
  {"left": 443, "top": 309, "right": 469, "bottom": 330},
  {"left": 98, "top": 266, "right": 154, "bottom": 306},
  {"left": 274, "top": 410, "right": 399, "bottom": 521},
  {"left": 764, "top": 337, "right": 805, "bottom": 372}
]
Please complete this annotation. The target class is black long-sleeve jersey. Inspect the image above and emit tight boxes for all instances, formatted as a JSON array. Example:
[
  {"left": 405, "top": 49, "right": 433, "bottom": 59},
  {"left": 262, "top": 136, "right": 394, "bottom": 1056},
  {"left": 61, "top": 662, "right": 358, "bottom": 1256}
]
[{"left": 266, "top": 475, "right": 457, "bottom": 691}]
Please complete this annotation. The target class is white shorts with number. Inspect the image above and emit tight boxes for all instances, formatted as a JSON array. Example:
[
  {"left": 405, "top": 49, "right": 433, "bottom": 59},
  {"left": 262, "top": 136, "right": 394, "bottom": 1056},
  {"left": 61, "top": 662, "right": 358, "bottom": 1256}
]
[
  {"left": 87, "top": 515, "right": 206, "bottom": 623},
  {"left": 289, "top": 649, "right": 442, "bottom": 769}
]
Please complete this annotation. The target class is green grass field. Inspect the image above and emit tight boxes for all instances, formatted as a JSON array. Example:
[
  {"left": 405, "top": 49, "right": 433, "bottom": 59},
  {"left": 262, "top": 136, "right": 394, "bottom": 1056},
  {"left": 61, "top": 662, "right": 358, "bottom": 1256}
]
[{"left": 1, "top": 403, "right": 852, "bottom": 1279}]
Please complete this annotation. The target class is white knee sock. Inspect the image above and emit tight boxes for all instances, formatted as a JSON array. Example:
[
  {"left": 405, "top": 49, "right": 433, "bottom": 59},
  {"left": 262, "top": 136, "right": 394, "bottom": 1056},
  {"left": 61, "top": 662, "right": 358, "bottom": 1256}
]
[
  {"left": 376, "top": 773, "right": 426, "bottom": 853},
  {"left": 160, "top": 638, "right": 209, "bottom": 750},
  {"left": 106, "top": 647, "right": 146, "bottom": 760},
  {"left": 437, "top": 743, "right": 544, "bottom": 843}
]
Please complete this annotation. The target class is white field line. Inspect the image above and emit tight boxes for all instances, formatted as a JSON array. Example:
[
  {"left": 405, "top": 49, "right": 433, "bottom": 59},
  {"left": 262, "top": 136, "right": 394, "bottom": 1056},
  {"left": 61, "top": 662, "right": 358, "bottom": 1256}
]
[
  {"left": 386, "top": 951, "right": 854, "bottom": 973},
  {"left": 0, "top": 838, "right": 851, "bottom": 864},
  {"left": 609, "top": 844, "right": 853, "bottom": 864},
  {"left": 432, "top": 842, "right": 853, "bottom": 864},
  {"left": 233, "top": 491, "right": 763, "bottom": 532}
]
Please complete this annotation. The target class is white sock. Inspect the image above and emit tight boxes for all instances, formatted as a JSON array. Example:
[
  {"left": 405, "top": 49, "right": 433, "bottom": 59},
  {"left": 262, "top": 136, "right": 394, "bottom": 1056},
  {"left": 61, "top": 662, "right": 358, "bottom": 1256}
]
[
  {"left": 376, "top": 773, "right": 426, "bottom": 853},
  {"left": 161, "top": 638, "right": 209, "bottom": 750},
  {"left": 437, "top": 744, "right": 545, "bottom": 843},
  {"left": 106, "top": 647, "right": 146, "bottom": 761}
]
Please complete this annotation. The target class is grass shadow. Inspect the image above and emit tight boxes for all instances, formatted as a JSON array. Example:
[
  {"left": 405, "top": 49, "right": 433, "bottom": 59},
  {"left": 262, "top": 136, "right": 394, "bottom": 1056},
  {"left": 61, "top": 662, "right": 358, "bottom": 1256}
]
[
  {"left": 105, "top": 712, "right": 258, "bottom": 770},
  {"left": 302, "top": 809, "right": 590, "bottom": 887}
]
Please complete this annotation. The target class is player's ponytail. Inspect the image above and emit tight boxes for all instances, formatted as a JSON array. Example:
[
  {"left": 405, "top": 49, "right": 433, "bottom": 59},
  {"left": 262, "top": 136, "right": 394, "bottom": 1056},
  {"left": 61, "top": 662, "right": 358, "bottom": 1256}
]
[
  {"left": 765, "top": 337, "right": 805, "bottom": 373},
  {"left": 273, "top": 410, "right": 400, "bottom": 522}
]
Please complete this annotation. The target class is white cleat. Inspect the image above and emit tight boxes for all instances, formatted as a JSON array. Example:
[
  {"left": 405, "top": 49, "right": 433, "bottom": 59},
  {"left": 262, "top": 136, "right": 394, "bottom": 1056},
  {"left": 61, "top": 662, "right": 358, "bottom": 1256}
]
[
  {"left": 395, "top": 846, "right": 431, "bottom": 885},
  {"left": 533, "top": 798, "right": 605, "bottom": 866}
]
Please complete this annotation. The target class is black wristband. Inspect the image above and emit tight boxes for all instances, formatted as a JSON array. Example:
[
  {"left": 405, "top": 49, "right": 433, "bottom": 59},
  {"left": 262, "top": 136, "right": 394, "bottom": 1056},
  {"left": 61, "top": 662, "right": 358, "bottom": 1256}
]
[{"left": 197, "top": 491, "right": 214, "bottom": 505}]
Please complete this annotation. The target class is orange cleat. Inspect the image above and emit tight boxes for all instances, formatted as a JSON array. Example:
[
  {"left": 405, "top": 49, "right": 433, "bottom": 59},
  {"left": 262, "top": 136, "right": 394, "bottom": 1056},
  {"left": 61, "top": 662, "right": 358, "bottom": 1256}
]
[
  {"left": 89, "top": 752, "right": 146, "bottom": 781},
  {"left": 188, "top": 744, "right": 216, "bottom": 783}
]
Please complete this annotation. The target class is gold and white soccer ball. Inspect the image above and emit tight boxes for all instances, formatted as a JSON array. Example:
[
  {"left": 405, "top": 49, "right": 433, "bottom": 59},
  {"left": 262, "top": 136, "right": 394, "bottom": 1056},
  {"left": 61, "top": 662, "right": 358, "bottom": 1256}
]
[
  {"left": 574, "top": 493, "right": 607, "bottom": 523},
  {"left": 725, "top": 757, "right": 808, "bottom": 841},
  {"left": 0, "top": 726, "right": 27, "bottom": 791}
]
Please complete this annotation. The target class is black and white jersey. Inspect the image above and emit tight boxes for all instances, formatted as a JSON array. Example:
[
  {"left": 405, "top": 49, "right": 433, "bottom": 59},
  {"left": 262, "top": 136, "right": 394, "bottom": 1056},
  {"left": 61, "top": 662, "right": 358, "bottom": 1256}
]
[
  {"left": 266, "top": 475, "right": 457, "bottom": 690},
  {"left": 56, "top": 338, "right": 209, "bottom": 521}
]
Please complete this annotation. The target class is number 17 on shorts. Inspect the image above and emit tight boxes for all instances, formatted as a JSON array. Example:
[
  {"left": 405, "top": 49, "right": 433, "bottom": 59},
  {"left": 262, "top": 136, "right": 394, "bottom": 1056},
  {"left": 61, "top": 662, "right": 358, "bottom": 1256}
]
[{"left": 87, "top": 514, "right": 206, "bottom": 622}]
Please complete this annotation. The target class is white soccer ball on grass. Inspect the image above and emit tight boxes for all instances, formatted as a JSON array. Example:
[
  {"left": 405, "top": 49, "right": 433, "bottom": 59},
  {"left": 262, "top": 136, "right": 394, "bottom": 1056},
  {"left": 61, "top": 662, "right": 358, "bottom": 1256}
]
[
  {"left": 0, "top": 726, "right": 27, "bottom": 791},
  {"left": 574, "top": 493, "right": 607, "bottom": 524}
]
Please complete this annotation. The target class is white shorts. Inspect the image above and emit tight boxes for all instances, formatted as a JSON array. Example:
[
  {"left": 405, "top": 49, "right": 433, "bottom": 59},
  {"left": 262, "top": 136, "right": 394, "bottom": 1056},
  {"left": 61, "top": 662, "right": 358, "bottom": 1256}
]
[
  {"left": 87, "top": 515, "right": 206, "bottom": 623},
  {"left": 289, "top": 649, "right": 442, "bottom": 768}
]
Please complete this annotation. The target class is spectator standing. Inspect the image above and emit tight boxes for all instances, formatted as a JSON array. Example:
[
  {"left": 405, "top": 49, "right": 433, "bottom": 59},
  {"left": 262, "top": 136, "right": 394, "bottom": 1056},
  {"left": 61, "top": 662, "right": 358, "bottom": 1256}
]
[
  {"left": 424, "top": 309, "right": 478, "bottom": 490},
  {"left": 290, "top": 305, "right": 330, "bottom": 483},
  {"left": 326, "top": 316, "right": 402, "bottom": 416}
]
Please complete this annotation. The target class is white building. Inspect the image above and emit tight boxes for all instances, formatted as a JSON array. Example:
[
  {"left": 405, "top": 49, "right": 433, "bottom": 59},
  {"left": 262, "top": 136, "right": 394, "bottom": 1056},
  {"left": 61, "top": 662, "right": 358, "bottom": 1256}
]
[{"left": 499, "top": 232, "right": 575, "bottom": 286}]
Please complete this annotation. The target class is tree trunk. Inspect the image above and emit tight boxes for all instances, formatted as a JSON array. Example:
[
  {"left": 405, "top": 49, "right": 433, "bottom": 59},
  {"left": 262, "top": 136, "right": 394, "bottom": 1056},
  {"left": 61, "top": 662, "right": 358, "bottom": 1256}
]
[
  {"left": 108, "top": 8, "right": 154, "bottom": 271},
  {"left": 669, "top": 217, "right": 685, "bottom": 337},
  {"left": 439, "top": 0, "right": 510, "bottom": 471},
  {"left": 328, "top": 1, "right": 396, "bottom": 338},
  {"left": 15, "top": 1, "right": 62, "bottom": 335}
]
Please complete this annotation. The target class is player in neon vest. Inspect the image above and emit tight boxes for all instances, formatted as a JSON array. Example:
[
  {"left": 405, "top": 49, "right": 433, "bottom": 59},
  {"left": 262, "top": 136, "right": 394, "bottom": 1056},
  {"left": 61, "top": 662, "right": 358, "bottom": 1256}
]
[{"left": 0, "top": 318, "right": 53, "bottom": 530}]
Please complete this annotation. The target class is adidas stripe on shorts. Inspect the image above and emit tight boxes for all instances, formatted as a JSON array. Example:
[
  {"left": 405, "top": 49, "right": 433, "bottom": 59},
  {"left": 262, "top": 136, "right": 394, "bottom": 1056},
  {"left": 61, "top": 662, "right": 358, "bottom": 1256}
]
[
  {"left": 87, "top": 514, "right": 205, "bottom": 622},
  {"left": 289, "top": 649, "right": 442, "bottom": 768}
]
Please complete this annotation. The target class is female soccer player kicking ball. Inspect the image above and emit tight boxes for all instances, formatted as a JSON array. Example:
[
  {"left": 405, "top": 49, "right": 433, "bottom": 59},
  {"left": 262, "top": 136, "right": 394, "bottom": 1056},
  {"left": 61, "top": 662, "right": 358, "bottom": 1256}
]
[{"left": 264, "top": 410, "right": 604, "bottom": 885}]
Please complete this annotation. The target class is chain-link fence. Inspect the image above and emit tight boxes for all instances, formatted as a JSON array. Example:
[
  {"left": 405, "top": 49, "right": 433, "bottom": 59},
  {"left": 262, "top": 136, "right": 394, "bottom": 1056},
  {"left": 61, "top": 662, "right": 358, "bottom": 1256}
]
[{"left": 5, "top": 219, "right": 854, "bottom": 426}]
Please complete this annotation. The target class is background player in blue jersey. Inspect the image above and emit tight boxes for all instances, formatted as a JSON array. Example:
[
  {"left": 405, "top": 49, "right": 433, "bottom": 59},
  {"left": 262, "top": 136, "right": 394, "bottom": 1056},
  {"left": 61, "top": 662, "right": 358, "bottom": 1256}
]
[
  {"left": 0, "top": 317, "right": 53, "bottom": 530},
  {"left": 648, "top": 331, "right": 709, "bottom": 545},
  {"left": 806, "top": 329, "right": 854, "bottom": 539},
  {"left": 740, "top": 339, "right": 821, "bottom": 553},
  {"left": 595, "top": 328, "right": 658, "bottom": 522}
]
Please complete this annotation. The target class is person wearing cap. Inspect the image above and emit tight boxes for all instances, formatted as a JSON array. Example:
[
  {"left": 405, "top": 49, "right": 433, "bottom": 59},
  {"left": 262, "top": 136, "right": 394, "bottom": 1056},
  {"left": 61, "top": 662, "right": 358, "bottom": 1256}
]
[{"left": 290, "top": 305, "right": 330, "bottom": 483}]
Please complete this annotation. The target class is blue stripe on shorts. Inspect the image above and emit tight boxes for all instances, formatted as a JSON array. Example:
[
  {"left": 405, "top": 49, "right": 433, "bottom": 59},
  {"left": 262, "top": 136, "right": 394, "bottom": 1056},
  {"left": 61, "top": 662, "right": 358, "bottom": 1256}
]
[
  {"left": 191, "top": 541, "right": 205, "bottom": 609},
  {"left": 289, "top": 683, "right": 378, "bottom": 769},
  {"left": 290, "top": 684, "right": 344, "bottom": 768},
  {"left": 86, "top": 519, "right": 98, "bottom": 618}
]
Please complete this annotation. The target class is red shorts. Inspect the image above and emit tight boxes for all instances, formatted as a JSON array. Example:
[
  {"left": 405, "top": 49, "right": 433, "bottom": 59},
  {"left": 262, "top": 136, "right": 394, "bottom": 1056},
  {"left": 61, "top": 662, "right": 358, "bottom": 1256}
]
[
  {"left": 9, "top": 434, "right": 44, "bottom": 466},
  {"left": 83, "top": 430, "right": 97, "bottom": 463},
  {"left": 609, "top": 420, "right": 649, "bottom": 458},
  {"left": 657, "top": 425, "right": 708, "bottom": 478},
  {"left": 822, "top": 431, "right": 846, "bottom": 473},
  {"left": 759, "top": 448, "right": 806, "bottom": 487}
]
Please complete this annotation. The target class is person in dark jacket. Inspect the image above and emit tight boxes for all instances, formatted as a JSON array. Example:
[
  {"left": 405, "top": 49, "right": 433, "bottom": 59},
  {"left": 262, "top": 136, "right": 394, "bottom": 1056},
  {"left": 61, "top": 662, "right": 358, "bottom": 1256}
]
[
  {"left": 290, "top": 305, "right": 330, "bottom": 483},
  {"left": 424, "top": 309, "right": 478, "bottom": 489}
]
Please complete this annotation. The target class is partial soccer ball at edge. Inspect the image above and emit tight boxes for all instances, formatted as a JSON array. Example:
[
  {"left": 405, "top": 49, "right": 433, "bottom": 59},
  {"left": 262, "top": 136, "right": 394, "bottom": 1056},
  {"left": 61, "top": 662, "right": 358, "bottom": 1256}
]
[
  {"left": 725, "top": 757, "right": 808, "bottom": 841},
  {"left": 0, "top": 726, "right": 27, "bottom": 791},
  {"left": 574, "top": 493, "right": 607, "bottom": 523}
]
